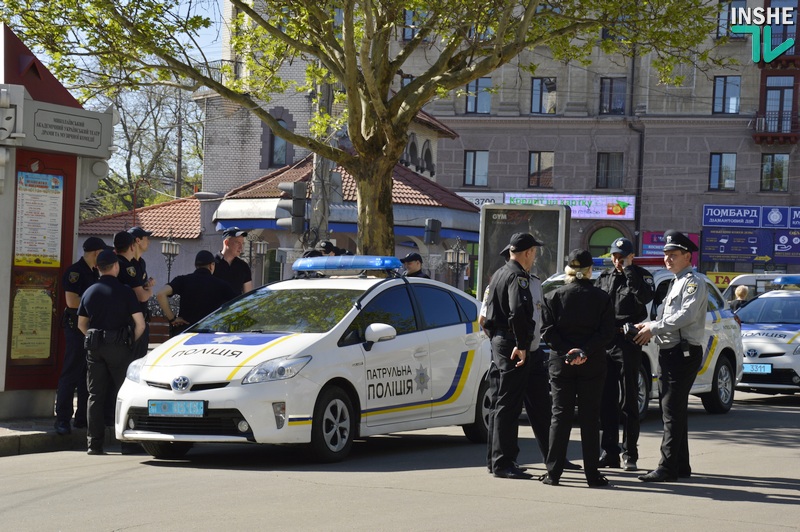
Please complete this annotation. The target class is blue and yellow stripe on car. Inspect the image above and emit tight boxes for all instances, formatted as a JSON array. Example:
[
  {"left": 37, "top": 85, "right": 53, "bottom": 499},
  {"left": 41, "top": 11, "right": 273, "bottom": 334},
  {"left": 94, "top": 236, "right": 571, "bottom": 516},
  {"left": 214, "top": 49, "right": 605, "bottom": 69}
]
[{"left": 697, "top": 334, "right": 719, "bottom": 375}]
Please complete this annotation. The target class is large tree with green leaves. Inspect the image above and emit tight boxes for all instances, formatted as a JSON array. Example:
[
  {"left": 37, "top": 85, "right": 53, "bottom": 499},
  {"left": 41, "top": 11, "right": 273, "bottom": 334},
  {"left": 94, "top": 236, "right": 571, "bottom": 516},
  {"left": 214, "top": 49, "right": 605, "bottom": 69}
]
[{"left": 0, "top": 0, "right": 722, "bottom": 254}]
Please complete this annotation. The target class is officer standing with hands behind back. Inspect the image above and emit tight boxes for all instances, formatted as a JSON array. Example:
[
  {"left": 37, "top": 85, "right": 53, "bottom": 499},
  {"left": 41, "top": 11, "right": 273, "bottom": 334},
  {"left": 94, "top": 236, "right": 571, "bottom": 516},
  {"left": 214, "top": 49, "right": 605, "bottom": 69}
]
[
  {"left": 482, "top": 232, "right": 540, "bottom": 480},
  {"left": 597, "top": 237, "right": 654, "bottom": 472},
  {"left": 634, "top": 230, "right": 706, "bottom": 482}
]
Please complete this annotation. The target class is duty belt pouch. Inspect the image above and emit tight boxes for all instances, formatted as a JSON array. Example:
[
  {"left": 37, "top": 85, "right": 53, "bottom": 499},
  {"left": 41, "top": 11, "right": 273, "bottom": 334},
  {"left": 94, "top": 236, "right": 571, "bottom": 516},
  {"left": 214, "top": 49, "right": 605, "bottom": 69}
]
[
  {"left": 84, "top": 329, "right": 101, "bottom": 350},
  {"left": 679, "top": 339, "right": 702, "bottom": 358}
]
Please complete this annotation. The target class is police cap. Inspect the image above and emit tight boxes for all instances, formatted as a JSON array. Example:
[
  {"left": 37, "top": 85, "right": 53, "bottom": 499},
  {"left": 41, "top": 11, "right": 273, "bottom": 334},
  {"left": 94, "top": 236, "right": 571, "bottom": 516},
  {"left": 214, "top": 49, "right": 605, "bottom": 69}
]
[
  {"left": 302, "top": 249, "right": 323, "bottom": 258},
  {"left": 113, "top": 230, "right": 135, "bottom": 251},
  {"left": 499, "top": 243, "right": 511, "bottom": 260},
  {"left": 128, "top": 226, "right": 153, "bottom": 238},
  {"left": 82, "top": 236, "right": 107, "bottom": 252},
  {"left": 400, "top": 252, "right": 423, "bottom": 263},
  {"left": 318, "top": 241, "right": 336, "bottom": 254},
  {"left": 222, "top": 227, "right": 248, "bottom": 238},
  {"left": 567, "top": 249, "right": 593, "bottom": 268},
  {"left": 610, "top": 237, "right": 634, "bottom": 256},
  {"left": 96, "top": 249, "right": 119, "bottom": 268},
  {"left": 195, "top": 250, "right": 215, "bottom": 266},
  {"left": 509, "top": 232, "right": 542, "bottom": 253},
  {"left": 663, "top": 230, "right": 698, "bottom": 252}
]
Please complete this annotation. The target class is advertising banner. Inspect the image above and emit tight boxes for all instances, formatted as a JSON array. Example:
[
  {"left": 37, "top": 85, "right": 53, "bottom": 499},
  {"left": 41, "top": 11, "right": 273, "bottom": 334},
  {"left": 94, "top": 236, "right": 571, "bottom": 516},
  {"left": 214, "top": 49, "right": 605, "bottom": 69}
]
[{"left": 505, "top": 193, "right": 634, "bottom": 220}]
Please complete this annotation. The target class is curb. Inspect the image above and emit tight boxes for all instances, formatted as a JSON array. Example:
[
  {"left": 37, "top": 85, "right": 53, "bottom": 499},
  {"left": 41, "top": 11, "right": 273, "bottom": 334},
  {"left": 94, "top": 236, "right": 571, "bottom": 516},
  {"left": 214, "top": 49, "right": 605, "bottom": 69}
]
[{"left": 0, "top": 425, "right": 118, "bottom": 457}]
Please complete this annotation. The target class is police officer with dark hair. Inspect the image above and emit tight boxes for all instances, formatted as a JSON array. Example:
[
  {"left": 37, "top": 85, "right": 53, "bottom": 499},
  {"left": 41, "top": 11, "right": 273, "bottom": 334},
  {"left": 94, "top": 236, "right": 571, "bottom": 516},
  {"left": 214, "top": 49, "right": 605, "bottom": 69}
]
[
  {"left": 399, "top": 252, "right": 430, "bottom": 278},
  {"left": 156, "top": 250, "right": 236, "bottom": 335},
  {"left": 78, "top": 249, "right": 145, "bottom": 455},
  {"left": 541, "top": 249, "right": 615, "bottom": 487},
  {"left": 214, "top": 227, "right": 253, "bottom": 297},
  {"left": 597, "top": 237, "right": 654, "bottom": 472},
  {"left": 483, "top": 232, "right": 540, "bottom": 480},
  {"left": 114, "top": 230, "right": 150, "bottom": 357},
  {"left": 634, "top": 230, "right": 706, "bottom": 483},
  {"left": 54, "top": 236, "right": 108, "bottom": 435}
]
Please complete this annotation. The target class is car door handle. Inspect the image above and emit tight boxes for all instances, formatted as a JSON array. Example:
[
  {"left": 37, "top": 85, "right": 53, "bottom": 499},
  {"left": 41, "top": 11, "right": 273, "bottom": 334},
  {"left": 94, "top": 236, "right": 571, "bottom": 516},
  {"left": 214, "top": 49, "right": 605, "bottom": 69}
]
[
  {"left": 465, "top": 337, "right": 479, "bottom": 347},
  {"left": 413, "top": 348, "right": 428, "bottom": 358}
]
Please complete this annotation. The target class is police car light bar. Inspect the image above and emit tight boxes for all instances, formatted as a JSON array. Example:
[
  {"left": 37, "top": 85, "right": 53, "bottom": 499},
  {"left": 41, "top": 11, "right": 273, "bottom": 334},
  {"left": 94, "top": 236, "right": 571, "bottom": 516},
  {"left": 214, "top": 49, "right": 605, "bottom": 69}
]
[
  {"left": 292, "top": 255, "right": 402, "bottom": 272},
  {"left": 771, "top": 275, "right": 800, "bottom": 287}
]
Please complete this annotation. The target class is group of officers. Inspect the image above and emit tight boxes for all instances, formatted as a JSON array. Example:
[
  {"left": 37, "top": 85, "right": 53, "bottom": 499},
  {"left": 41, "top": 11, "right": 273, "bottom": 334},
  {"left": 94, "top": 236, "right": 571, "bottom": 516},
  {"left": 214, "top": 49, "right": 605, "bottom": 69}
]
[
  {"left": 55, "top": 226, "right": 256, "bottom": 454},
  {"left": 482, "top": 229, "right": 706, "bottom": 486}
]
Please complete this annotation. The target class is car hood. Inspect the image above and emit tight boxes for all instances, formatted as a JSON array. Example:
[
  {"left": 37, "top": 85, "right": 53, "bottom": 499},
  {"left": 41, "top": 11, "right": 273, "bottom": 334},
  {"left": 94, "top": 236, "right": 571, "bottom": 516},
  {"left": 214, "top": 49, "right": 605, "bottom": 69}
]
[
  {"left": 740, "top": 323, "right": 800, "bottom": 345},
  {"left": 140, "top": 332, "right": 315, "bottom": 381}
]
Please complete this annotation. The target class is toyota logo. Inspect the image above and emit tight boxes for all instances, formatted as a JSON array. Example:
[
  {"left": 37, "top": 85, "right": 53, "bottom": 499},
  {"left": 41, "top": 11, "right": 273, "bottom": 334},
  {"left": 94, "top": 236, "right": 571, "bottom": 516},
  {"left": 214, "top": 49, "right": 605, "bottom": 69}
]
[
  {"left": 172, "top": 376, "right": 191, "bottom": 391},
  {"left": 745, "top": 349, "right": 758, "bottom": 358}
]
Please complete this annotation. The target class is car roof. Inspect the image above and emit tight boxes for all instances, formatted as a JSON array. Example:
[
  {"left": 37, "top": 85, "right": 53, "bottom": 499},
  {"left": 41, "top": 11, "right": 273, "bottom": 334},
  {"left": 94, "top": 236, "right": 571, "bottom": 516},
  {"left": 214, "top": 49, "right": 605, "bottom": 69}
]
[{"left": 753, "top": 290, "right": 800, "bottom": 299}]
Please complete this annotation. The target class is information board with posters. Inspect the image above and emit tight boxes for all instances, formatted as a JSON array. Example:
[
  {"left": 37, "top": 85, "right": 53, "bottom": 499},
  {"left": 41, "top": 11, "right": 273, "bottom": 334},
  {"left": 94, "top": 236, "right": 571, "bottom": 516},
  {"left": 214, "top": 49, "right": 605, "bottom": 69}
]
[{"left": 476, "top": 204, "right": 570, "bottom": 299}]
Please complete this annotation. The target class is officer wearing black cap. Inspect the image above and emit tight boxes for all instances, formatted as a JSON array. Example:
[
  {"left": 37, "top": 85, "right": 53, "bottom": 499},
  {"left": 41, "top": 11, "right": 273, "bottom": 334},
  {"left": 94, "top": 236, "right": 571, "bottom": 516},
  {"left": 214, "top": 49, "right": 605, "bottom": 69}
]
[
  {"left": 399, "top": 252, "right": 430, "bottom": 278},
  {"left": 634, "top": 230, "right": 706, "bottom": 483},
  {"left": 156, "top": 250, "right": 236, "bottom": 335},
  {"left": 214, "top": 227, "right": 253, "bottom": 297},
  {"left": 541, "top": 249, "right": 615, "bottom": 487},
  {"left": 114, "top": 230, "right": 150, "bottom": 358},
  {"left": 596, "top": 237, "right": 654, "bottom": 472},
  {"left": 482, "top": 232, "right": 540, "bottom": 479},
  {"left": 78, "top": 249, "right": 145, "bottom": 455},
  {"left": 128, "top": 226, "right": 155, "bottom": 311},
  {"left": 54, "top": 236, "right": 108, "bottom": 435}
]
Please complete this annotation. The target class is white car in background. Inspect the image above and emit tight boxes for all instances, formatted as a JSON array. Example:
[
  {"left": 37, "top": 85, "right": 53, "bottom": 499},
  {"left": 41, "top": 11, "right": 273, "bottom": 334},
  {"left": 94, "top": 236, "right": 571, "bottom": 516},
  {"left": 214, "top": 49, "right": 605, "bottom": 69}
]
[
  {"left": 735, "top": 276, "right": 800, "bottom": 396},
  {"left": 116, "top": 256, "right": 492, "bottom": 462},
  {"left": 542, "top": 261, "right": 744, "bottom": 418}
]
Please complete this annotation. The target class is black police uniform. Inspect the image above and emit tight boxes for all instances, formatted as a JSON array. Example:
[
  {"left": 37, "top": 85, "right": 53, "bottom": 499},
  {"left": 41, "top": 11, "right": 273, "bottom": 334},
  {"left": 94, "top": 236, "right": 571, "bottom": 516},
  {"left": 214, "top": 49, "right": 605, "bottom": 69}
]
[
  {"left": 597, "top": 263, "right": 654, "bottom": 466},
  {"left": 78, "top": 275, "right": 141, "bottom": 452},
  {"left": 167, "top": 268, "right": 236, "bottom": 334},
  {"left": 213, "top": 254, "right": 252, "bottom": 297},
  {"left": 402, "top": 270, "right": 430, "bottom": 278},
  {"left": 542, "top": 274, "right": 615, "bottom": 483},
  {"left": 117, "top": 254, "right": 150, "bottom": 360},
  {"left": 483, "top": 259, "right": 534, "bottom": 475},
  {"left": 55, "top": 257, "right": 98, "bottom": 430}
]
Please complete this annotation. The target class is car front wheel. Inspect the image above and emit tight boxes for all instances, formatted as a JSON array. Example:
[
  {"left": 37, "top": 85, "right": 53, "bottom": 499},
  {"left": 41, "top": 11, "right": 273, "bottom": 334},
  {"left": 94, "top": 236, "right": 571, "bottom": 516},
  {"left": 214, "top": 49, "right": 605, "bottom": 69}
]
[
  {"left": 700, "top": 357, "right": 735, "bottom": 414},
  {"left": 463, "top": 376, "right": 491, "bottom": 443},
  {"left": 309, "top": 387, "right": 355, "bottom": 462},
  {"left": 637, "top": 364, "right": 651, "bottom": 422}
]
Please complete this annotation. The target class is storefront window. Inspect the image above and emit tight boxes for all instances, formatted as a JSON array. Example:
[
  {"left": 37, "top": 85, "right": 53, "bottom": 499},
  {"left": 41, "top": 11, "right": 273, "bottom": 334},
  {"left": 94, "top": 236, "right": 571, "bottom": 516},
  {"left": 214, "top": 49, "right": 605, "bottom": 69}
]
[{"left": 588, "top": 227, "right": 624, "bottom": 257}]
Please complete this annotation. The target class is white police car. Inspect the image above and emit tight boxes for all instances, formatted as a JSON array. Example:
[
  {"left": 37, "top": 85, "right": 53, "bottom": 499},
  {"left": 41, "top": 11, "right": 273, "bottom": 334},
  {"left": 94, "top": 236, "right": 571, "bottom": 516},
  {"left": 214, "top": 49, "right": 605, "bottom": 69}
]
[
  {"left": 116, "top": 256, "right": 492, "bottom": 461},
  {"left": 735, "top": 275, "right": 800, "bottom": 395},
  {"left": 541, "top": 260, "right": 743, "bottom": 418}
]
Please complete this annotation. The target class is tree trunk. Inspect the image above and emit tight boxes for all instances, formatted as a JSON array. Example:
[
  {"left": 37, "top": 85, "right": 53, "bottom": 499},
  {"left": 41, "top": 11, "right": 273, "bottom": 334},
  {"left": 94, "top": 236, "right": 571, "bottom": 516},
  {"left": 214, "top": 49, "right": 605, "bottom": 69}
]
[{"left": 353, "top": 158, "right": 396, "bottom": 256}]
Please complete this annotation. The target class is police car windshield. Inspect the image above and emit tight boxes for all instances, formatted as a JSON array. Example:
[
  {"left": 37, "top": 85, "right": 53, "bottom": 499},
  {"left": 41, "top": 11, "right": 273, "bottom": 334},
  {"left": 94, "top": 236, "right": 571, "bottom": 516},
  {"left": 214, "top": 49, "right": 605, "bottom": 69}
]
[
  {"left": 735, "top": 296, "right": 800, "bottom": 325},
  {"left": 190, "top": 288, "right": 362, "bottom": 334}
]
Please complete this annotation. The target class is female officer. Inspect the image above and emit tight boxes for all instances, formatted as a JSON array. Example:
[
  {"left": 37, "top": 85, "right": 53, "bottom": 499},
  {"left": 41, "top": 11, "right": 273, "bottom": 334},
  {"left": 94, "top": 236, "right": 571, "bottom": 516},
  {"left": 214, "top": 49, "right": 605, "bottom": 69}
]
[{"left": 540, "top": 249, "right": 615, "bottom": 487}]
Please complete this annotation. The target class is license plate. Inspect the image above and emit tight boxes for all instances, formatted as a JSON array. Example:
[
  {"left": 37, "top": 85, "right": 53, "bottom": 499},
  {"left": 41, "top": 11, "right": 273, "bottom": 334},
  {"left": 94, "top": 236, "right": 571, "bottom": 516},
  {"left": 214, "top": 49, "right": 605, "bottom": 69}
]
[
  {"left": 148, "top": 400, "right": 205, "bottom": 417},
  {"left": 743, "top": 363, "right": 772, "bottom": 375}
]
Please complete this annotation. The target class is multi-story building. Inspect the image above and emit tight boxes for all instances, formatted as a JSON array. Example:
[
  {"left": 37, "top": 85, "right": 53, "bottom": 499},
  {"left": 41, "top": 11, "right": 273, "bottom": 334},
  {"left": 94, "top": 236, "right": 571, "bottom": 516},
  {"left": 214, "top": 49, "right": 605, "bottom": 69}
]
[{"left": 201, "top": 1, "right": 800, "bottom": 286}]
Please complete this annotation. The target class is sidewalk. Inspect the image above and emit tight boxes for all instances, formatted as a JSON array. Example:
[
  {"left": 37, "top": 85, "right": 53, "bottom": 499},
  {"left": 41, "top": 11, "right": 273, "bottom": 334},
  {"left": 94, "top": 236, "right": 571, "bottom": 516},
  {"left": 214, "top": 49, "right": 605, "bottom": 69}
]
[{"left": 0, "top": 418, "right": 118, "bottom": 457}]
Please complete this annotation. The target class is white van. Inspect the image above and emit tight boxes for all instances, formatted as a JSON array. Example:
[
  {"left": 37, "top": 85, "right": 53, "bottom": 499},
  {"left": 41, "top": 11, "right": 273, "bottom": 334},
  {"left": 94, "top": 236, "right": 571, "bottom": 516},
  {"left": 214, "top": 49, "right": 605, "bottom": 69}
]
[
  {"left": 541, "top": 267, "right": 744, "bottom": 419},
  {"left": 721, "top": 273, "right": 789, "bottom": 302}
]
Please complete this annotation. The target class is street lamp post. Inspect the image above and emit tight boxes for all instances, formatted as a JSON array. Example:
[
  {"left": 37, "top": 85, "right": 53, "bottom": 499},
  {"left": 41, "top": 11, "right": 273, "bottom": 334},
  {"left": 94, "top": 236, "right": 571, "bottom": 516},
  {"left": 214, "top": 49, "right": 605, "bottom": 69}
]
[
  {"left": 444, "top": 237, "right": 469, "bottom": 289},
  {"left": 161, "top": 233, "right": 181, "bottom": 282}
]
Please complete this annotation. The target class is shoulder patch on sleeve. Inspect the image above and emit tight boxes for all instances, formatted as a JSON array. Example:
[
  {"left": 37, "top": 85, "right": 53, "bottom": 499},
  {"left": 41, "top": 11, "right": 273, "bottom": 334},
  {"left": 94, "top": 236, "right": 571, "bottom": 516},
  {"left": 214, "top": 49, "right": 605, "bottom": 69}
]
[
  {"left": 68, "top": 272, "right": 80, "bottom": 284},
  {"left": 518, "top": 277, "right": 529, "bottom": 290},
  {"left": 645, "top": 276, "right": 655, "bottom": 287},
  {"left": 686, "top": 282, "right": 698, "bottom": 295},
  {"left": 127, "top": 266, "right": 137, "bottom": 278}
]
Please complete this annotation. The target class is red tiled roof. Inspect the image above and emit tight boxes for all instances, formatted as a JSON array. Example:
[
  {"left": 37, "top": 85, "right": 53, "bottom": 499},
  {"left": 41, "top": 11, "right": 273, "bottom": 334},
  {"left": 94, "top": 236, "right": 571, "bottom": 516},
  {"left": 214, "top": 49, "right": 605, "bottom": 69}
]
[
  {"left": 79, "top": 197, "right": 202, "bottom": 239},
  {"left": 413, "top": 107, "right": 458, "bottom": 139},
  {"left": 227, "top": 156, "right": 478, "bottom": 213}
]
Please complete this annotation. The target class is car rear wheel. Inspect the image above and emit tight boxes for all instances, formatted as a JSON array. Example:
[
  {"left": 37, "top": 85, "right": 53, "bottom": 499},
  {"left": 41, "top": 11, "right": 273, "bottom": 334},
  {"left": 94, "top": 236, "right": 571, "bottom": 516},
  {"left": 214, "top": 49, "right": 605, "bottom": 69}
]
[
  {"left": 309, "top": 387, "right": 354, "bottom": 462},
  {"left": 701, "top": 357, "right": 735, "bottom": 414},
  {"left": 463, "top": 376, "right": 490, "bottom": 443},
  {"left": 637, "top": 364, "right": 651, "bottom": 422},
  {"left": 140, "top": 441, "right": 192, "bottom": 459}
]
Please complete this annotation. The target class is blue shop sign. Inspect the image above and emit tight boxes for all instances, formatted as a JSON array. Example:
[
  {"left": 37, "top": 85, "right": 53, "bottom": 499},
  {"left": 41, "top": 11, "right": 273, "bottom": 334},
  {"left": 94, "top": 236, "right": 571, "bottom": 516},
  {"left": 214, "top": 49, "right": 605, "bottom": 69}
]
[
  {"left": 703, "top": 205, "right": 760, "bottom": 228},
  {"left": 761, "top": 207, "right": 790, "bottom": 229}
]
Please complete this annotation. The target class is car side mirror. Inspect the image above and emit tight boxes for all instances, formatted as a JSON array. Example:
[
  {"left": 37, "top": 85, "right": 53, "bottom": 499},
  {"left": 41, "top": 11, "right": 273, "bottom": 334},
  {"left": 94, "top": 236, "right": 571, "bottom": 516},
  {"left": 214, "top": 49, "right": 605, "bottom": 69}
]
[{"left": 363, "top": 323, "right": 397, "bottom": 351}]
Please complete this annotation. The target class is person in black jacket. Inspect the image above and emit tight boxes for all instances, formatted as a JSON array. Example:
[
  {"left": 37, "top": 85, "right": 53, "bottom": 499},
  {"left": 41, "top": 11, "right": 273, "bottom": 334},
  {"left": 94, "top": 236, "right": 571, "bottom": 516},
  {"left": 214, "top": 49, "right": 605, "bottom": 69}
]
[
  {"left": 482, "top": 232, "right": 541, "bottom": 480},
  {"left": 596, "top": 238, "right": 654, "bottom": 472},
  {"left": 541, "top": 249, "right": 615, "bottom": 487}
]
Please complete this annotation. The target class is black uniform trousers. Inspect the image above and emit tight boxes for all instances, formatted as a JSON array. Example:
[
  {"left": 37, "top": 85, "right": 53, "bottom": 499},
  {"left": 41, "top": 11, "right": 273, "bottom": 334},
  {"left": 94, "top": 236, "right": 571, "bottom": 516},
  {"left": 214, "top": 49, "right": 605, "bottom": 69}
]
[
  {"left": 522, "top": 348, "right": 551, "bottom": 461},
  {"left": 600, "top": 334, "right": 642, "bottom": 461},
  {"left": 87, "top": 341, "right": 136, "bottom": 450},
  {"left": 55, "top": 326, "right": 88, "bottom": 426},
  {"left": 488, "top": 335, "right": 530, "bottom": 473},
  {"left": 657, "top": 345, "right": 702, "bottom": 476},
  {"left": 546, "top": 353, "right": 606, "bottom": 480}
]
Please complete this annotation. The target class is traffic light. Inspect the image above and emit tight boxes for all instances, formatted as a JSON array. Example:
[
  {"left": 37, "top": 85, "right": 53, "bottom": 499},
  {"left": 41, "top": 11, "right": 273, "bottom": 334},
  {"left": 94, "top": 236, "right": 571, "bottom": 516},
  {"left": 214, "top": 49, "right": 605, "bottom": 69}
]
[{"left": 277, "top": 181, "right": 307, "bottom": 234}]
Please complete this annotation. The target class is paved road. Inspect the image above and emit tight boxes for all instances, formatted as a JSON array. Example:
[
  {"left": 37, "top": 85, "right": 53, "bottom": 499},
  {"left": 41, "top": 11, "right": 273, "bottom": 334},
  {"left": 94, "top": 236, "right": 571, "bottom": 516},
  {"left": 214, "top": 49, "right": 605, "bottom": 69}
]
[{"left": 1, "top": 392, "right": 798, "bottom": 531}]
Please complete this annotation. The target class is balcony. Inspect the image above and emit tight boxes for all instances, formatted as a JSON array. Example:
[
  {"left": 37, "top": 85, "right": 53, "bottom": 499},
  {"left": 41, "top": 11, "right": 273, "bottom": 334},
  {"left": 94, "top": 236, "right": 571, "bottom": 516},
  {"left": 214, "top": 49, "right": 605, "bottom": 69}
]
[
  {"left": 757, "top": 28, "right": 800, "bottom": 68},
  {"left": 752, "top": 112, "right": 800, "bottom": 145}
]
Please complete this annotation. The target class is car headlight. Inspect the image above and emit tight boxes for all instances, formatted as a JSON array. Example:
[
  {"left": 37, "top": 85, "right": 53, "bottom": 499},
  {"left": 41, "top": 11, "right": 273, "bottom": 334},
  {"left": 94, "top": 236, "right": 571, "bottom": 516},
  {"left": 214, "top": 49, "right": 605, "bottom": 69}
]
[
  {"left": 126, "top": 357, "right": 146, "bottom": 383},
  {"left": 242, "top": 355, "right": 311, "bottom": 384},
  {"left": 794, "top": 345, "right": 800, "bottom": 355}
]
